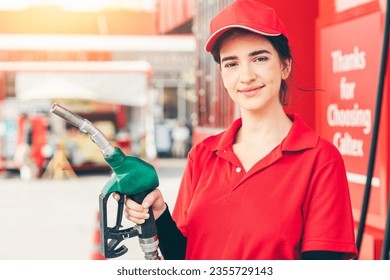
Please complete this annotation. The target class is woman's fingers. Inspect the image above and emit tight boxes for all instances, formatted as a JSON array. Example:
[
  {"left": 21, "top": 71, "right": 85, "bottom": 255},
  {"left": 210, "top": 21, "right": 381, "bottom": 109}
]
[
  {"left": 112, "top": 192, "right": 120, "bottom": 201},
  {"left": 114, "top": 189, "right": 167, "bottom": 223},
  {"left": 123, "top": 196, "right": 149, "bottom": 224}
]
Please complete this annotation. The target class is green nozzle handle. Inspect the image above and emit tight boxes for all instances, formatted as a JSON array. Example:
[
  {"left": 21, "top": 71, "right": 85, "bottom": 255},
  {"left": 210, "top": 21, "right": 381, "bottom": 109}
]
[
  {"left": 99, "top": 147, "right": 160, "bottom": 259},
  {"left": 101, "top": 147, "right": 159, "bottom": 196}
]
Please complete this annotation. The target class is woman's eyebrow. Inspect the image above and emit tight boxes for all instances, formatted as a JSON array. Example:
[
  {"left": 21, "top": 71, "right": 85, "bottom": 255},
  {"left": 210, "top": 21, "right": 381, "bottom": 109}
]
[
  {"left": 221, "top": 55, "right": 237, "bottom": 63},
  {"left": 249, "top": 49, "right": 272, "bottom": 57},
  {"left": 221, "top": 49, "right": 272, "bottom": 63}
]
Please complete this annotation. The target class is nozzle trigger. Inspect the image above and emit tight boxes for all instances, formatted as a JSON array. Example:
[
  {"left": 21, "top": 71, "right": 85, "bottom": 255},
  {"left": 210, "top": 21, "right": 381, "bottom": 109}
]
[{"left": 99, "top": 193, "right": 140, "bottom": 258}]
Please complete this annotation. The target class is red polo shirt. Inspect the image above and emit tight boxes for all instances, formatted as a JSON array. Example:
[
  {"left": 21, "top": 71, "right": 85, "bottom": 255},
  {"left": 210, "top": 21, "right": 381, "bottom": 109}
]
[{"left": 172, "top": 114, "right": 357, "bottom": 260}]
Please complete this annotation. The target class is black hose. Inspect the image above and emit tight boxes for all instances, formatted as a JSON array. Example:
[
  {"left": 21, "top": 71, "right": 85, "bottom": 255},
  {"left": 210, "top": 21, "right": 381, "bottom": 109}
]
[
  {"left": 355, "top": 0, "right": 390, "bottom": 259},
  {"left": 380, "top": 0, "right": 390, "bottom": 263},
  {"left": 382, "top": 191, "right": 390, "bottom": 259}
]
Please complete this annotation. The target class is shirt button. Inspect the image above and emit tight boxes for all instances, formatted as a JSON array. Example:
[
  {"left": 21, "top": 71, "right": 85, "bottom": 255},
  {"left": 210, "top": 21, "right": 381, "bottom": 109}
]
[{"left": 236, "top": 167, "right": 241, "bottom": 173}]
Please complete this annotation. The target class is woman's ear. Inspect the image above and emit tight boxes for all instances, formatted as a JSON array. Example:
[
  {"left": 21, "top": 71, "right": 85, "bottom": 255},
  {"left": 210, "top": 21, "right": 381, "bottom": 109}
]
[{"left": 281, "top": 58, "right": 292, "bottom": 80}]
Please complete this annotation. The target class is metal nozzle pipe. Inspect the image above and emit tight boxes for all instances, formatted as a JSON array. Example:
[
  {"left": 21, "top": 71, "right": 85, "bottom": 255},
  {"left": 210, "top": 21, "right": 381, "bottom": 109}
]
[
  {"left": 50, "top": 103, "right": 85, "bottom": 129},
  {"left": 50, "top": 103, "right": 115, "bottom": 157}
]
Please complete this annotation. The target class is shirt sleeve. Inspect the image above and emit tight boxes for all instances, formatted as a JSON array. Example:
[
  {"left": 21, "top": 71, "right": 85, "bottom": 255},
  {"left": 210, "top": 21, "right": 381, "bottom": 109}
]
[
  {"left": 301, "top": 155, "right": 358, "bottom": 259},
  {"left": 156, "top": 205, "right": 187, "bottom": 260},
  {"left": 171, "top": 148, "right": 197, "bottom": 237}
]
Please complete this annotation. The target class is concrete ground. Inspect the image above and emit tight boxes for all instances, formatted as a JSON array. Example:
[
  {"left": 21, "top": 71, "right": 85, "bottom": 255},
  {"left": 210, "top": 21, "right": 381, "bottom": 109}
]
[{"left": 0, "top": 158, "right": 186, "bottom": 260}]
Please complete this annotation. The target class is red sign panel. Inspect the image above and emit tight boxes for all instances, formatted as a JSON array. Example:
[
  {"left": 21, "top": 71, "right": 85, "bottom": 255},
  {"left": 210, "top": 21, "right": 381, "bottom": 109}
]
[{"left": 317, "top": 11, "right": 387, "bottom": 229}]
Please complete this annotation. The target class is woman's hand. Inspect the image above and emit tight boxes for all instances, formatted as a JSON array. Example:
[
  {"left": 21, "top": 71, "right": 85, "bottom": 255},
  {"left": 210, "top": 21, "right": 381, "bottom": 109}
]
[{"left": 112, "top": 189, "right": 167, "bottom": 224}]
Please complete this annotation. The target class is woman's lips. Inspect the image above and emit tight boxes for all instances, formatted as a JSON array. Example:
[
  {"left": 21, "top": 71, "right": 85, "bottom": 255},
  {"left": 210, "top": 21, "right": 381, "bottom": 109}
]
[{"left": 238, "top": 85, "right": 263, "bottom": 97}]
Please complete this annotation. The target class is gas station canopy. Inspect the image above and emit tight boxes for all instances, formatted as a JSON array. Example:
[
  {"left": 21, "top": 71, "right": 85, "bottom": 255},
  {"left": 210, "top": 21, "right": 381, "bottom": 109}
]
[{"left": 0, "top": 61, "right": 152, "bottom": 107}]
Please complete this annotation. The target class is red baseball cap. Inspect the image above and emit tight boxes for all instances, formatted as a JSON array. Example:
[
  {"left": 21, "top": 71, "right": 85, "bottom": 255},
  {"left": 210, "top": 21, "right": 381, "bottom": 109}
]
[{"left": 204, "top": 0, "right": 289, "bottom": 52}]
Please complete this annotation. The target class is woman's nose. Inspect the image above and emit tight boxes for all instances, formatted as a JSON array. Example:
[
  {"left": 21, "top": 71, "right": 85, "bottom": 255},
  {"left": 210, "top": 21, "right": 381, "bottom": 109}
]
[{"left": 239, "top": 64, "right": 256, "bottom": 83}]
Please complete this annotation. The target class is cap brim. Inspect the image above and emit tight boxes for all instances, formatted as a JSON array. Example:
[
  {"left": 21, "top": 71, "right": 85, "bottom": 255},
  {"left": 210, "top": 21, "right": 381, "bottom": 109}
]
[{"left": 204, "top": 24, "right": 282, "bottom": 52}]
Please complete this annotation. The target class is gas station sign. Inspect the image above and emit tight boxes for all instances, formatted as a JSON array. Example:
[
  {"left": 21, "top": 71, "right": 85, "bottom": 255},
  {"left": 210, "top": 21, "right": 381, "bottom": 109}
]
[{"left": 317, "top": 11, "right": 387, "bottom": 229}]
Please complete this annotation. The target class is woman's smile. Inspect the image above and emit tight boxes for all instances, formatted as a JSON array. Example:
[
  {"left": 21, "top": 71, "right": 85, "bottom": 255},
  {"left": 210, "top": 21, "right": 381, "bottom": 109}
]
[{"left": 238, "top": 85, "right": 264, "bottom": 97}]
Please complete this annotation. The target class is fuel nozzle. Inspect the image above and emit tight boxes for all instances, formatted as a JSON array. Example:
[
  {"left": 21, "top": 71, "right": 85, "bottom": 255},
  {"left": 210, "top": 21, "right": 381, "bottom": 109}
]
[
  {"left": 50, "top": 103, "right": 160, "bottom": 260},
  {"left": 50, "top": 103, "right": 115, "bottom": 157}
]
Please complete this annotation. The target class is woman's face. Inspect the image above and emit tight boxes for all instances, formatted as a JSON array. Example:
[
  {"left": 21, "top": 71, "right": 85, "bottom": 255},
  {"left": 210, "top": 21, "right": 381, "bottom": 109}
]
[{"left": 219, "top": 33, "right": 291, "bottom": 114}]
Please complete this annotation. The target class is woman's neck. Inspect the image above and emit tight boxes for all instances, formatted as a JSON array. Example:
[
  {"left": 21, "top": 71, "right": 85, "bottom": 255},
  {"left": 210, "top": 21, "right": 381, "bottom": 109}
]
[
  {"left": 232, "top": 107, "right": 293, "bottom": 172},
  {"left": 236, "top": 107, "right": 292, "bottom": 145}
]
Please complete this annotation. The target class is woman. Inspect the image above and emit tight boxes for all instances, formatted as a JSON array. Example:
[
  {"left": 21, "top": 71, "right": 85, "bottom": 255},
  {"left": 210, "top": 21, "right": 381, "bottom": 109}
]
[{"left": 116, "top": 0, "right": 358, "bottom": 260}]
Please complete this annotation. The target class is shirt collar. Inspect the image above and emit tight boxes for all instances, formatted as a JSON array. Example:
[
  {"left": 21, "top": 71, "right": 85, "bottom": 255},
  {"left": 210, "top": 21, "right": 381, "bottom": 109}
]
[{"left": 202, "top": 114, "right": 319, "bottom": 152}]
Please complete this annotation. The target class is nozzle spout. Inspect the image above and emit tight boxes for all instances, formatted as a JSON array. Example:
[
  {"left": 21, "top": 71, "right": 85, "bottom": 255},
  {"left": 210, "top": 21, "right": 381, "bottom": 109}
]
[{"left": 50, "top": 103, "right": 115, "bottom": 157}]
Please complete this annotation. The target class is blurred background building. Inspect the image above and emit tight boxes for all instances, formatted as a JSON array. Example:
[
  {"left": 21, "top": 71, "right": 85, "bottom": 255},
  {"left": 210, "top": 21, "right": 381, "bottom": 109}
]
[
  {"left": 0, "top": 0, "right": 196, "bottom": 173},
  {"left": 0, "top": 0, "right": 389, "bottom": 259}
]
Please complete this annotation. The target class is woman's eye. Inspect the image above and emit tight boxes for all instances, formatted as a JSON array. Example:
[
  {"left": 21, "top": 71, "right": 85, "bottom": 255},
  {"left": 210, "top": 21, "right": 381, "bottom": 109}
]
[
  {"left": 255, "top": 56, "right": 269, "bottom": 62},
  {"left": 224, "top": 62, "right": 237, "bottom": 68}
]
